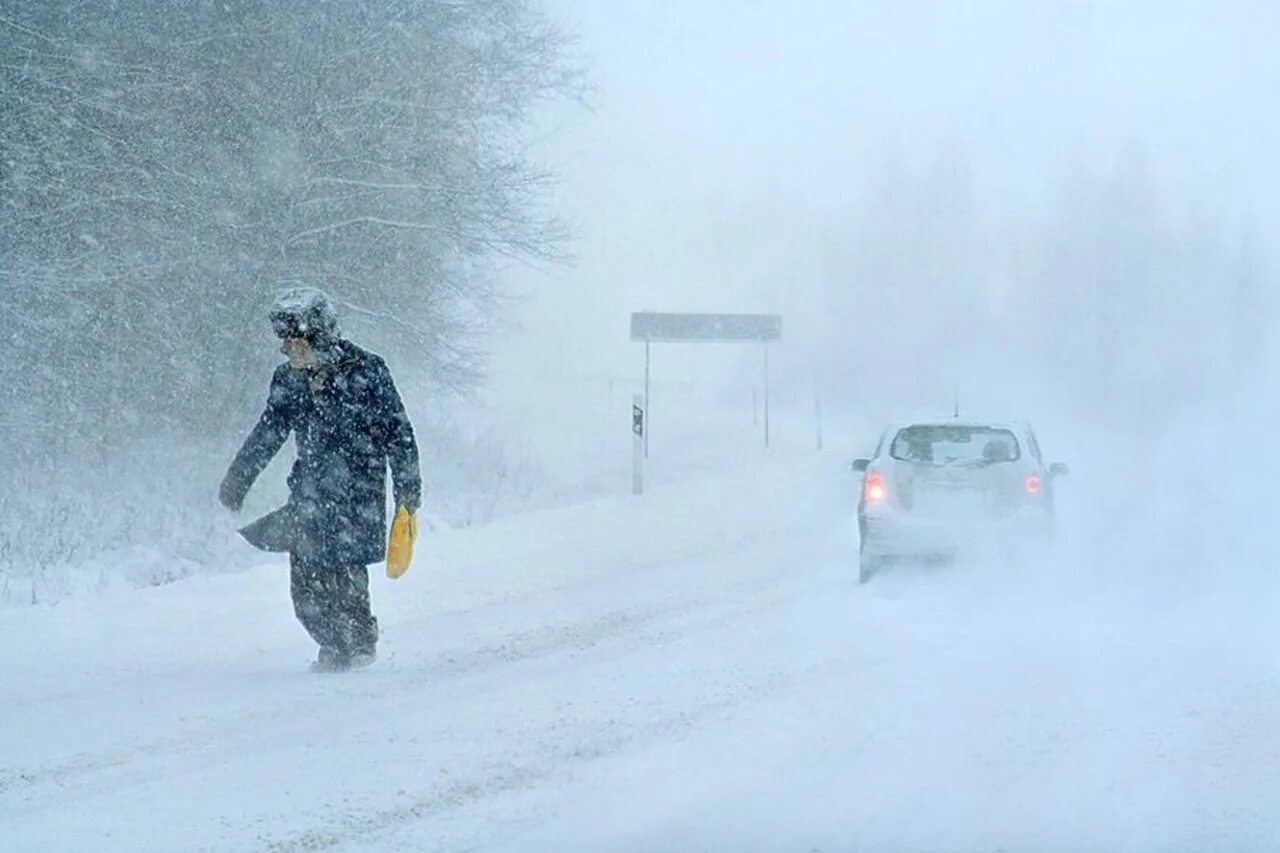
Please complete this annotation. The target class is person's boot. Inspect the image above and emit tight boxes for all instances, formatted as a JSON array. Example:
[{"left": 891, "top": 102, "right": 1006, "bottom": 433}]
[
  {"left": 346, "top": 647, "right": 377, "bottom": 670},
  {"left": 309, "top": 646, "right": 348, "bottom": 673}
]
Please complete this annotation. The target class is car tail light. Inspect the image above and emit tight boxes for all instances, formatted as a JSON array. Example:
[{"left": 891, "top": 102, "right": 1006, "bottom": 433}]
[
  {"left": 864, "top": 471, "right": 888, "bottom": 504},
  {"left": 1025, "top": 474, "right": 1042, "bottom": 495}
]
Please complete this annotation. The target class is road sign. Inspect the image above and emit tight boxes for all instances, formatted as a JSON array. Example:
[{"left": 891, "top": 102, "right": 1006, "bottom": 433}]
[
  {"left": 630, "top": 312, "right": 782, "bottom": 343},
  {"left": 631, "top": 311, "right": 782, "bottom": 458}
]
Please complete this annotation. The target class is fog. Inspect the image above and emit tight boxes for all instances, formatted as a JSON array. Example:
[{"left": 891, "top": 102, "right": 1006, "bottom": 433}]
[
  {"left": 500, "top": 1, "right": 1277, "bottom": 407},
  {"left": 3, "top": 2, "right": 1279, "bottom": 849}
]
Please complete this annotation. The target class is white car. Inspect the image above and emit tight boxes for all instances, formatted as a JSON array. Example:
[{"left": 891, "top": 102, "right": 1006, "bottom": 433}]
[{"left": 852, "top": 419, "right": 1068, "bottom": 582}]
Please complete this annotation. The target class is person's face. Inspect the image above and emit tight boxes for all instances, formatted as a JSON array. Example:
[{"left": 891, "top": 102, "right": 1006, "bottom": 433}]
[{"left": 283, "top": 336, "right": 314, "bottom": 370}]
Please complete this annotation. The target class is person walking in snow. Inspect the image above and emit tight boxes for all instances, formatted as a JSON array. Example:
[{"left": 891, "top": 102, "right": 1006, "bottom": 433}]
[{"left": 219, "top": 288, "right": 421, "bottom": 671}]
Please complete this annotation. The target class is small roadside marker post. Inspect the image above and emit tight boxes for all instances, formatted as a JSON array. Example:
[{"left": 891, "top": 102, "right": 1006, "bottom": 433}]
[{"left": 632, "top": 394, "right": 645, "bottom": 496}]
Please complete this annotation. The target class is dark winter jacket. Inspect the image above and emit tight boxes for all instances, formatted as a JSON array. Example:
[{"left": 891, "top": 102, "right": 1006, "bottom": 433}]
[{"left": 221, "top": 340, "right": 421, "bottom": 566}]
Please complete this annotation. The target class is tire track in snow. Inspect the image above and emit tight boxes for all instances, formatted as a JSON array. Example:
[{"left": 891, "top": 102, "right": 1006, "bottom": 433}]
[
  {"left": 0, "top": 601, "right": 688, "bottom": 805},
  {"left": 0, "top": 535, "right": 842, "bottom": 820},
  {"left": 0, "top": 525, "right": 817, "bottom": 800},
  {"left": 261, "top": 660, "right": 825, "bottom": 853},
  {"left": 258, "top": 568, "right": 852, "bottom": 851}
]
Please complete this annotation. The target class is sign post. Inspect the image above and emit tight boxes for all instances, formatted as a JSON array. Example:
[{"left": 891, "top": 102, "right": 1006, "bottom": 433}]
[
  {"left": 763, "top": 342, "right": 771, "bottom": 449},
  {"left": 632, "top": 394, "right": 645, "bottom": 495},
  {"left": 643, "top": 340, "right": 651, "bottom": 459}
]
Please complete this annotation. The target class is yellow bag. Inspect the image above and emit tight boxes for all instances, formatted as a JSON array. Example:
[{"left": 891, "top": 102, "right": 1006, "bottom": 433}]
[{"left": 386, "top": 505, "right": 418, "bottom": 579}]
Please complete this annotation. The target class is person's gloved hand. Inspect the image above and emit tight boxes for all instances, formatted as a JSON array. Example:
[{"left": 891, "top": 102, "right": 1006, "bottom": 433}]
[
  {"left": 219, "top": 475, "right": 246, "bottom": 512},
  {"left": 386, "top": 505, "right": 418, "bottom": 579}
]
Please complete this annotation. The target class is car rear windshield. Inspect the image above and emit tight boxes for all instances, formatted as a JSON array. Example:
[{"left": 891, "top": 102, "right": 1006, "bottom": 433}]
[{"left": 889, "top": 425, "right": 1021, "bottom": 466}]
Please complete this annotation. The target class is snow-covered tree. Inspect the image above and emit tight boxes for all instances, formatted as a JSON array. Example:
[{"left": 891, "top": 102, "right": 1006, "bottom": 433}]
[{"left": 1, "top": 1, "right": 579, "bottom": 452}]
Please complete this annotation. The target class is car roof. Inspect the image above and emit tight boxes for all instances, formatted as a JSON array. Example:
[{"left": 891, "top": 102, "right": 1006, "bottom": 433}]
[{"left": 883, "top": 418, "right": 1032, "bottom": 436}]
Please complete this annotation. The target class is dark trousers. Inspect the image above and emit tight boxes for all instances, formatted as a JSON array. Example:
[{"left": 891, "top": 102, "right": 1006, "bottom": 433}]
[{"left": 289, "top": 554, "right": 378, "bottom": 655}]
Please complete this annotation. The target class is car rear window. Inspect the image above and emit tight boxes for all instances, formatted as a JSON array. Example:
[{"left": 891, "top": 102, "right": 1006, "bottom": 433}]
[{"left": 890, "top": 425, "right": 1021, "bottom": 465}]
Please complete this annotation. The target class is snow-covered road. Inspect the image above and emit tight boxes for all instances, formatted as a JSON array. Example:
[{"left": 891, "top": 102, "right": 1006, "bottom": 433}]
[{"left": 4, "top": 452, "right": 1280, "bottom": 851}]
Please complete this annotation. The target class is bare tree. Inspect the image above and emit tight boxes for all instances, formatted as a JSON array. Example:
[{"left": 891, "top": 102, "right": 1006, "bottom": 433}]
[{"left": 0, "top": 0, "right": 580, "bottom": 452}]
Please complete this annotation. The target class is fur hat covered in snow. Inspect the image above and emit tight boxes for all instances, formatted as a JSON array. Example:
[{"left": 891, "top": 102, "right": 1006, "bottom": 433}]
[{"left": 269, "top": 287, "right": 338, "bottom": 342}]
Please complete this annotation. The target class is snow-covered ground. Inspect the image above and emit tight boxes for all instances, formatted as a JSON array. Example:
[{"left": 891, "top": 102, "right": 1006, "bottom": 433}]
[{"left": 4, "top": 442, "right": 1280, "bottom": 851}]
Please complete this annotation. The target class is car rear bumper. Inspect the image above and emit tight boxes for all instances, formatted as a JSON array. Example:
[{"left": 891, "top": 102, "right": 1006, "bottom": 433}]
[{"left": 860, "top": 508, "right": 1049, "bottom": 559}]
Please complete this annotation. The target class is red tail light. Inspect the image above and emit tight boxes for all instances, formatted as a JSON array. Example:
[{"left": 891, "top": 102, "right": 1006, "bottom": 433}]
[
  {"left": 864, "top": 471, "right": 887, "bottom": 504},
  {"left": 1025, "top": 474, "right": 1042, "bottom": 495}
]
